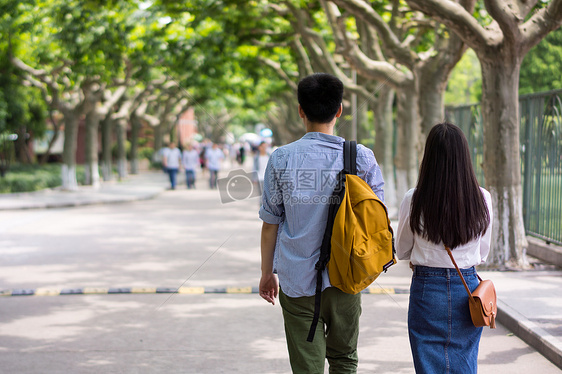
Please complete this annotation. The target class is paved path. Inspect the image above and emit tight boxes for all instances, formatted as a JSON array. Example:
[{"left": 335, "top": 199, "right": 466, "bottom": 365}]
[{"left": 0, "top": 168, "right": 560, "bottom": 373}]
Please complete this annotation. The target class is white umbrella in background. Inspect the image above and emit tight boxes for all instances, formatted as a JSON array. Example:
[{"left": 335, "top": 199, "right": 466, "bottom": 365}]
[{"left": 239, "top": 132, "right": 262, "bottom": 147}]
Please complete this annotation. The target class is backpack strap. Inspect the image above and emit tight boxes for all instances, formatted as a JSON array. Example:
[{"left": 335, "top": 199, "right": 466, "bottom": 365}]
[
  {"left": 343, "top": 140, "right": 357, "bottom": 175},
  {"left": 349, "top": 140, "right": 357, "bottom": 175},
  {"left": 306, "top": 140, "right": 356, "bottom": 342}
]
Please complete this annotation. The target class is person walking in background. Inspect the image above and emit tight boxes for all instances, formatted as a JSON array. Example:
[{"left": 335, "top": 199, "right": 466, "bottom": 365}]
[
  {"left": 162, "top": 142, "right": 182, "bottom": 190},
  {"left": 238, "top": 143, "right": 246, "bottom": 165},
  {"left": 199, "top": 140, "right": 208, "bottom": 176},
  {"left": 395, "top": 122, "right": 493, "bottom": 374},
  {"left": 205, "top": 142, "right": 224, "bottom": 189},
  {"left": 182, "top": 143, "right": 199, "bottom": 189},
  {"left": 157, "top": 145, "right": 169, "bottom": 174},
  {"left": 253, "top": 141, "right": 270, "bottom": 193},
  {"left": 259, "top": 73, "right": 384, "bottom": 374}
]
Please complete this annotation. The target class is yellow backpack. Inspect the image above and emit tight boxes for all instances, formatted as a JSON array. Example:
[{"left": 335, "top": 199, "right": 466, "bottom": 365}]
[
  {"left": 307, "top": 140, "right": 396, "bottom": 342},
  {"left": 328, "top": 172, "right": 396, "bottom": 293}
]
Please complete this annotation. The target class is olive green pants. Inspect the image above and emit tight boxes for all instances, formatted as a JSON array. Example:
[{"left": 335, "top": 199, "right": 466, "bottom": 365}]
[{"left": 279, "top": 287, "right": 361, "bottom": 374}]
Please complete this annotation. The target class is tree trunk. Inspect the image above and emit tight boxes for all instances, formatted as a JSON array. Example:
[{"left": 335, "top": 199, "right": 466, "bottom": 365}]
[
  {"left": 480, "top": 59, "right": 528, "bottom": 269},
  {"left": 115, "top": 119, "right": 128, "bottom": 180},
  {"left": 336, "top": 104, "right": 353, "bottom": 140},
  {"left": 15, "top": 126, "right": 31, "bottom": 163},
  {"left": 154, "top": 123, "right": 164, "bottom": 157},
  {"left": 356, "top": 102, "right": 369, "bottom": 144},
  {"left": 101, "top": 116, "right": 113, "bottom": 181},
  {"left": 373, "top": 86, "right": 397, "bottom": 211},
  {"left": 61, "top": 111, "right": 79, "bottom": 190},
  {"left": 130, "top": 116, "right": 141, "bottom": 174},
  {"left": 394, "top": 86, "right": 420, "bottom": 201},
  {"left": 84, "top": 110, "right": 101, "bottom": 187},
  {"left": 417, "top": 66, "right": 447, "bottom": 142}
]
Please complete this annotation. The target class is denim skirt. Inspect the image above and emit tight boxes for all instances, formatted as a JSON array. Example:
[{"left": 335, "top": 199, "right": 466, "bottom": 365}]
[{"left": 408, "top": 265, "right": 483, "bottom": 374}]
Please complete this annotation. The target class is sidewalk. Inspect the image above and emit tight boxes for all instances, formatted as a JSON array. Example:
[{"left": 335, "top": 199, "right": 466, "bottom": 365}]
[
  {"left": 1, "top": 170, "right": 561, "bottom": 370},
  {"left": 0, "top": 172, "right": 168, "bottom": 210}
]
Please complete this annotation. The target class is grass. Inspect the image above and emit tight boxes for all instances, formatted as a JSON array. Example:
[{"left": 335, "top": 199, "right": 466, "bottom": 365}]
[{"left": 0, "top": 163, "right": 86, "bottom": 194}]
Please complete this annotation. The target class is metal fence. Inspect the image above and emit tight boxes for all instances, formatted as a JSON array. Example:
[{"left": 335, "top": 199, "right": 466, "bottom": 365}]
[{"left": 445, "top": 89, "right": 562, "bottom": 246}]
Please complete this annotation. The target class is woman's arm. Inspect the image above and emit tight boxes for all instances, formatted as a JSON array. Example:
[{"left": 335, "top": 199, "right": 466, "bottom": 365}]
[{"left": 396, "top": 191, "right": 415, "bottom": 261}]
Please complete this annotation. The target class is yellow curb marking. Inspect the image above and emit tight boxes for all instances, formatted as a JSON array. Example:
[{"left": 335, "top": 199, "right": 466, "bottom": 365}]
[
  {"left": 132, "top": 287, "right": 158, "bottom": 294},
  {"left": 83, "top": 288, "right": 109, "bottom": 294},
  {"left": 177, "top": 287, "right": 205, "bottom": 294},
  {"left": 368, "top": 287, "right": 395, "bottom": 294},
  {"left": 227, "top": 287, "right": 253, "bottom": 294},
  {"left": 35, "top": 288, "right": 61, "bottom": 296}
]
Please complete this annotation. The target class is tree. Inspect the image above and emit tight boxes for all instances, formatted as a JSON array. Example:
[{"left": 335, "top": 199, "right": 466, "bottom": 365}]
[
  {"left": 445, "top": 49, "right": 482, "bottom": 105},
  {"left": 520, "top": 27, "right": 562, "bottom": 94},
  {"left": 0, "top": 0, "right": 47, "bottom": 165},
  {"left": 8, "top": 0, "right": 135, "bottom": 189},
  {"left": 326, "top": 0, "right": 473, "bottom": 202},
  {"left": 158, "top": 1, "right": 328, "bottom": 144},
  {"left": 407, "top": 0, "right": 562, "bottom": 268}
]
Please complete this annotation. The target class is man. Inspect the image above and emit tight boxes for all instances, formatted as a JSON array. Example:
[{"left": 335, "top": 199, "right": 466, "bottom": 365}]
[
  {"left": 182, "top": 143, "right": 199, "bottom": 189},
  {"left": 163, "top": 142, "right": 182, "bottom": 190},
  {"left": 258, "top": 73, "right": 384, "bottom": 373},
  {"left": 205, "top": 142, "right": 224, "bottom": 189}
]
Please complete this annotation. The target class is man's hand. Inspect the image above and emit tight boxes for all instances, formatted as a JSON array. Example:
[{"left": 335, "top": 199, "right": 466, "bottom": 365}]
[
  {"left": 260, "top": 222, "right": 279, "bottom": 305},
  {"left": 259, "top": 272, "right": 279, "bottom": 305}
]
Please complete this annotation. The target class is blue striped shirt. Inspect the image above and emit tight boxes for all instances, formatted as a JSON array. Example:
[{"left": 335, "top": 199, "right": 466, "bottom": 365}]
[{"left": 259, "top": 132, "right": 385, "bottom": 298}]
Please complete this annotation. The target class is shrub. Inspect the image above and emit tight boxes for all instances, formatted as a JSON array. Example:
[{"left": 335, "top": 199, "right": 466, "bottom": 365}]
[{"left": 0, "top": 163, "right": 85, "bottom": 193}]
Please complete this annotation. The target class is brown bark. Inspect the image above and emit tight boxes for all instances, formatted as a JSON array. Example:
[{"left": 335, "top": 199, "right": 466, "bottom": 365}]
[
  {"left": 61, "top": 110, "right": 79, "bottom": 190},
  {"left": 101, "top": 115, "right": 113, "bottom": 181},
  {"left": 115, "top": 118, "right": 128, "bottom": 180},
  {"left": 394, "top": 86, "right": 420, "bottom": 201},
  {"left": 481, "top": 59, "right": 528, "bottom": 268},
  {"left": 373, "top": 86, "right": 397, "bottom": 211},
  {"left": 84, "top": 110, "right": 101, "bottom": 187},
  {"left": 130, "top": 115, "right": 141, "bottom": 175}
]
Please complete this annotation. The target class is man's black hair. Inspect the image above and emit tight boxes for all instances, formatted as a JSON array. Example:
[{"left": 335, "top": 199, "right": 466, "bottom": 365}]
[{"left": 298, "top": 73, "right": 344, "bottom": 124}]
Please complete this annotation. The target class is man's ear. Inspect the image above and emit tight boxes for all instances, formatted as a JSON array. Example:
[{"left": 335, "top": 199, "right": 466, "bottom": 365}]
[
  {"left": 335, "top": 103, "right": 343, "bottom": 118},
  {"left": 298, "top": 104, "right": 306, "bottom": 119}
]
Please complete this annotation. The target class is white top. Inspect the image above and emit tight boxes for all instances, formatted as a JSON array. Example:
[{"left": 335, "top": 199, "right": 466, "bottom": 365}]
[
  {"left": 164, "top": 147, "right": 182, "bottom": 169},
  {"left": 396, "top": 187, "right": 493, "bottom": 269},
  {"left": 182, "top": 149, "right": 200, "bottom": 171},
  {"left": 205, "top": 148, "right": 224, "bottom": 171},
  {"left": 256, "top": 154, "right": 269, "bottom": 182}
]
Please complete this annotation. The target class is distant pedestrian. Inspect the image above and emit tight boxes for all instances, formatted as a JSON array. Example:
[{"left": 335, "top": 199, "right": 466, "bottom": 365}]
[
  {"left": 396, "top": 122, "right": 493, "bottom": 374},
  {"left": 163, "top": 142, "right": 182, "bottom": 190},
  {"left": 205, "top": 143, "right": 224, "bottom": 189},
  {"left": 182, "top": 143, "right": 199, "bottom": 189},
  {"left": 238, "top": 143, "right": 246, "bottom": 165},
  {"left": 158, "top": 145, "right": 168, "bottom": 173},
  {"left": 253, "top": 141, "right": 270, "bottom": 193},
  {"left": 199, "top": 142, "right": 208, "bottom": 175}
]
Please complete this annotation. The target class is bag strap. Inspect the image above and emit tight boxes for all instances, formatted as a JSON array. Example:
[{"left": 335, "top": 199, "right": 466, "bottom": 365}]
[
  {"left": 445, "top": 246, "right": 477, "bottom": 300},
  {"left": 307, "top": 195, "right": 341, "bottom": 342},
  {"left": 307, "top": 140, "right": 355, "bottom": 342},
  {"left": 343, "top": 140, "right": 357, "bottom": 175}
]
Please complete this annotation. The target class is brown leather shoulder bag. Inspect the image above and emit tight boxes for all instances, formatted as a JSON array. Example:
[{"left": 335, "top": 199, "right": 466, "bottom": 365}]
[{"left": 445, "top": 246, "right": 497, "bottom": 328}]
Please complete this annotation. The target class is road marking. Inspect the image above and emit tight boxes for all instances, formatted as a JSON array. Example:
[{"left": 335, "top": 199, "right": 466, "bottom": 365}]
[
  {"left": 83, "top": 288, "right": 109, "bottom": 294},
  {"left": 35, "top": 288, "right": 61, "bottom": 296},
  {"left": 226, "top": 287, "right": 253, "bottom": 294},
  {"left": 368, "top": 287, "right": 395, "bottom": 294},
  {"left": 178, "top": 287, "right": 205, "bottom": 294},
  {"left": 0, "top": 286, "right": 406, "bottom": 297}
]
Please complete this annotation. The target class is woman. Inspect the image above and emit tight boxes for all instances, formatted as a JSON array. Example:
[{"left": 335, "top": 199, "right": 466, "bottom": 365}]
[{"left": 396, "top": 122, "right": 493, "bottom": 373}]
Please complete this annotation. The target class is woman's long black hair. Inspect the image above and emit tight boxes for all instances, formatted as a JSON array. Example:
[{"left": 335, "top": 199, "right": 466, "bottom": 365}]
[{"left": 410, "top": 122, "right": 490, "bottom": 249}]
